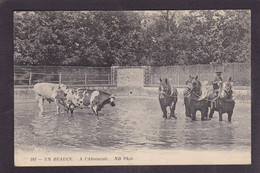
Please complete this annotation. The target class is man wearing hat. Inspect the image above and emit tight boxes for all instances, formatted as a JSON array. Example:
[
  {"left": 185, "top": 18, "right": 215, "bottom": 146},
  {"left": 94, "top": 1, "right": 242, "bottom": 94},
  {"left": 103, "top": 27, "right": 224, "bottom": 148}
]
[{"left": 212, "top": 71, "right": 223, "bottom": 93}]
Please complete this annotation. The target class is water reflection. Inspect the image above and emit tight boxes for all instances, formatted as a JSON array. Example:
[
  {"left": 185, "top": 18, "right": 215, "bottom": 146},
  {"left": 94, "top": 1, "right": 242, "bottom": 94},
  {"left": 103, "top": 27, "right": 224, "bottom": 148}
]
[
  {"left": 14, "top": 97, "right": 250, "bottom": 152},
  {"left": 157, "top": 120, "right": 178, "bottom": 148}
]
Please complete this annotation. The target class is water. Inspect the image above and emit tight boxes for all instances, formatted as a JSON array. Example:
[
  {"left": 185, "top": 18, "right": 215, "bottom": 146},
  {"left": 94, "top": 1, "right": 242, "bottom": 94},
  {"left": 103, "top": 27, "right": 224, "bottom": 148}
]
[{"left": 14, "top": 96, "right": 251, "bottom": 152}]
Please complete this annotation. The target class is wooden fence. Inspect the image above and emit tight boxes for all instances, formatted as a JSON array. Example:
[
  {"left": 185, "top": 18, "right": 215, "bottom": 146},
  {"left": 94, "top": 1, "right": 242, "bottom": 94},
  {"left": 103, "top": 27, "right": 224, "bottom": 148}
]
[
  {"left": 14, "top": 63, "right": 251, "bottom": 87},
  {"left": 148, "top": 63, "right": 251, "bottom": 86},
  {"left": 14, "top": 72, "right": 112, "bottom": 86}
]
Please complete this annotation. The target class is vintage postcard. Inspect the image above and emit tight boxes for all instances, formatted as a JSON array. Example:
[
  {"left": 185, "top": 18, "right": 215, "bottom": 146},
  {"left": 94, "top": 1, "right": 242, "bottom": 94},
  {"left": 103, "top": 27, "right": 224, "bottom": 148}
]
[{"left": 14, "top": 10, "right": 251, "bottom": 166}]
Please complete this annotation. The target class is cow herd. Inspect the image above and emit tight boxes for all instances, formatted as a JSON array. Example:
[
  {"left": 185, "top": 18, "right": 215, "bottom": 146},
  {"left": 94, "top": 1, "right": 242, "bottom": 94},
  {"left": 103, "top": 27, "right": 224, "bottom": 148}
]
[{"left": 33, "top": 83, "right": 115, "bottom": 117}]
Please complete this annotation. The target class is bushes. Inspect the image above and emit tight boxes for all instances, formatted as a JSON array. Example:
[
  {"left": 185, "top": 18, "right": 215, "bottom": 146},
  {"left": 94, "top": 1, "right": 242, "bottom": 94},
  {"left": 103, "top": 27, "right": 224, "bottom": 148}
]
[{"left": 14, "top": 10, "right": 251, "bottom": 66}]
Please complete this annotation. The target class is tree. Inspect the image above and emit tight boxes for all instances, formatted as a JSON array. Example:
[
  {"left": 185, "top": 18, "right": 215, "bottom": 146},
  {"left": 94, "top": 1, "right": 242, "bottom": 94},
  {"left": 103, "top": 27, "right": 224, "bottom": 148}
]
[{"left": 14, "top": 10, "right": 251, "bottom": 66}]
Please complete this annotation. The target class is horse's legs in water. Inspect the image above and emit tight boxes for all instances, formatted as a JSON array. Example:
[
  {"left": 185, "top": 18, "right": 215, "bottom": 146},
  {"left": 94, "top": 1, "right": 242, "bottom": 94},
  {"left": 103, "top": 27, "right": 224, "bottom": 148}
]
[
  {"left": 185, "top": 105, "right": 191, "bottom": 118},
  {"left": 209, "top": 108, "right": 214, "bottom": 119},
  {"left": 228, "top": 110, "right": 233, "bottom": 122},
  {"left": 201, "top": 107, "right": 209, "bottom": 121},
  {"left": 169, "top": 101, "right": 177, "bottom": 119},
  {"left": 200, "top": 110, "right": 204, "bottom": 121},
  {"left": 161, "top": 106, "right": 167, "bottom": 119},
  {"left": 218, "top": 110, "right": 223, "bottom": 121},
  {"left": 191, "top": 108, "right": 197, "bottom": 121},
  {"left": 184, "top": 98, "right": 191, "bottom": 118}
]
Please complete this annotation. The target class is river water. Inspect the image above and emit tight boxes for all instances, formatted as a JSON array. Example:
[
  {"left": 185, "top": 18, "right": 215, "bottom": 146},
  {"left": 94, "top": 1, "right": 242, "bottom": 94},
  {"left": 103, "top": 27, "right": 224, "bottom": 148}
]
[{"left": 14, "top": 96, "right": 251, "bottom": 153}]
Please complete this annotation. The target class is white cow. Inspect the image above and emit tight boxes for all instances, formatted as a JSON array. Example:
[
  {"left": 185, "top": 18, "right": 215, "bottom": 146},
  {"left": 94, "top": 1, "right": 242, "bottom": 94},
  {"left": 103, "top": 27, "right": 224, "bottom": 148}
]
[{"left": 33, "top": 83, "right": 67, "bottom": 115}]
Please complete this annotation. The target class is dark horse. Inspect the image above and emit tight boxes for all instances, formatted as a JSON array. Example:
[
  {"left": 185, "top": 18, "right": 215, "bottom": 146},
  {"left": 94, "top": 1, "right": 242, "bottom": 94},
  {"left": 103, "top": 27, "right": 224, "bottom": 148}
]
[
  {"left": 184, "top": 75, "right": 209, "bottom": 121},
  {"left": 207, "top": 77, "right": 235, "bottom": 122},
  {"left": 158, "top": 78, "right": 178, "bottom": 119}
]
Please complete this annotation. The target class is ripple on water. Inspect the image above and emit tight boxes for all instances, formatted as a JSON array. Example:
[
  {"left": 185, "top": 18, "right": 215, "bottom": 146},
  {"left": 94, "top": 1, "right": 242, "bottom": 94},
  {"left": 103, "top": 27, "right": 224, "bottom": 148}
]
[{"left": 14, "top": 97, "right": 251, "bottom": 152}]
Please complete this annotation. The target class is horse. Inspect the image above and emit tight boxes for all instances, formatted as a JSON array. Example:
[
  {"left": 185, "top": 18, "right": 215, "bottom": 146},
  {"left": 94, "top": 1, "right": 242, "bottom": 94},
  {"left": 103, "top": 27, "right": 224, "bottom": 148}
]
[
  {"left": 158, "top": 78, "right": 178, "bottom": 119},
  {"left": 207, "top": 77, "right": 235, "bottom": 122},
  {"left": 183, "top": 75, "right": 209, "bottom": 121}
]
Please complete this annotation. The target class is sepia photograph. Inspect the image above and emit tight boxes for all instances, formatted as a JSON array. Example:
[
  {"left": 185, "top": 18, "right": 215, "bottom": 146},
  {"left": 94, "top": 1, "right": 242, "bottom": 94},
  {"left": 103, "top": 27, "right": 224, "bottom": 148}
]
[{"left": 13, "top": 10, "right": 251, "bottom": 166}]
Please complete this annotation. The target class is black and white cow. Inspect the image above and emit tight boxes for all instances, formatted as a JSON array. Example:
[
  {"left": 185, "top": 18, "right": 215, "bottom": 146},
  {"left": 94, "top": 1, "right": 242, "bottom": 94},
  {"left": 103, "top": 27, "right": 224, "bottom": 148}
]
[
  {"left": 64, "top": 88, "right": 115, "bottom": 117},
  {"left": 34, "top": 83, "right": 67, "bottom": 115}
]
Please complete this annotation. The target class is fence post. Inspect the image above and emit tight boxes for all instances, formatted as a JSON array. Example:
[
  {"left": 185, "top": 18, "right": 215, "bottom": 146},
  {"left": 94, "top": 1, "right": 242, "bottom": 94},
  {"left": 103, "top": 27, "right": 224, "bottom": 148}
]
[
  {"left": 29, "top": 72, "right": 32, "bottom": 86},
  {"left": 232, "top": 63, "right": 235, "bottom": 83},
  {"left": 148, "top": 66, "right": 151, "bottom": 86},
  {"left": 154, "top": 73, "right": 157, "bottom": 85},
  {"left": 171, "top": 70, "right": 174, "bottom": 84},
  {"left": 111, "top": 67, "right": 113, "bottom": 85},
  {"left": 85, "top": 73, "right": 87, "bottom": 85},
  {"left": 108, "top": 74, "right": 110, "bottom": 85},
  {"left": 177, "top": 73, "right": 179, "bottom": 85},
  {"left": 151, "top": 73, "right": 153, "bottom": 85},
  {"left": 59, "top": 72, "right": 61, "bottom": 85}
]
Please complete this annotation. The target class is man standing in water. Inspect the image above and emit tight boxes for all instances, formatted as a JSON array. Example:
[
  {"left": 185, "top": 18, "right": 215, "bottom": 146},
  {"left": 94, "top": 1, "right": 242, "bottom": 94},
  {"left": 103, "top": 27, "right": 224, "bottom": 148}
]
[{"left": 212, "top": 71, "right": 223, "bottom": 94}]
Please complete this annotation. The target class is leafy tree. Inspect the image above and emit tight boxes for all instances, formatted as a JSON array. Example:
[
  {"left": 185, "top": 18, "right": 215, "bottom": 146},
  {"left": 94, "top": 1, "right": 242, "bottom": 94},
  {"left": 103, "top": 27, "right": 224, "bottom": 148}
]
[{"left": 14, "top": 10, "right": 251, "bottom": 66}]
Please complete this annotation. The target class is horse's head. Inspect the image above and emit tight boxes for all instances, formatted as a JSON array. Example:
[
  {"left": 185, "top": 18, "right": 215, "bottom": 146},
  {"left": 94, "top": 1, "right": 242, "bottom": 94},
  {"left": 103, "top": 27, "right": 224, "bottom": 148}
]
[
  {"left": 186, "top": 75, "right": 201, "bottom": 93},
  {"left": 159, "top": 78, "right": 171, "bottom": 95},
  {"left": 219, "top": 77, "right": 233, "bottom": 99}
]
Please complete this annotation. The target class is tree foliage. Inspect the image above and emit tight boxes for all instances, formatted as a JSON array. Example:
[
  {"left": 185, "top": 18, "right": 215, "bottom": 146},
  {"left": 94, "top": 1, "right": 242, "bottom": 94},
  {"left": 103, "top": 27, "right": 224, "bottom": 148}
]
[{"left": 14, "top": 10, "right": 250, "bottom": 66}]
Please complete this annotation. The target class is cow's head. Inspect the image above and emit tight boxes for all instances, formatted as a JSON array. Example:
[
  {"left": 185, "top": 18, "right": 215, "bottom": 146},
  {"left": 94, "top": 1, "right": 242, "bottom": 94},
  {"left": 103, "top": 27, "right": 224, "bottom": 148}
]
[
  {"left": 59, "top": 84, "right": 68, "bottom": 92},
  {"left": 109, "top": 94, "right": 116, "bottom": 107},
  {"left": 51, "top": 87, "right": 66, "bottom": 100},
  {"left": 91, "top": 94, "right": 115, "bottom": 115}
]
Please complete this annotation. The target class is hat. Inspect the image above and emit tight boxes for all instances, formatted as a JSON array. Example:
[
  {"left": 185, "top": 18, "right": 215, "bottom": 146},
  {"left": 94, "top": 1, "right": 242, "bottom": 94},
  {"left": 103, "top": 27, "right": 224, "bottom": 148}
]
[{"left": 215, "top": 71, "right": 222, "bottom": 74}]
